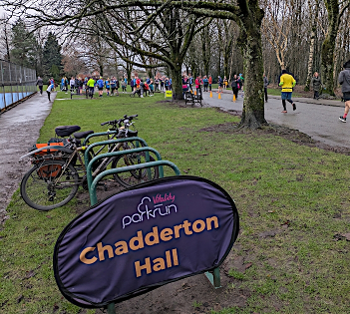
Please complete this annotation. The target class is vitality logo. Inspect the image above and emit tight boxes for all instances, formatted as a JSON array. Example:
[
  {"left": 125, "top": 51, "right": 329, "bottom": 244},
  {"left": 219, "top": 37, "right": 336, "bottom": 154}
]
[{"left": 122, "top": 193, "right": 177, "bottom": 229}]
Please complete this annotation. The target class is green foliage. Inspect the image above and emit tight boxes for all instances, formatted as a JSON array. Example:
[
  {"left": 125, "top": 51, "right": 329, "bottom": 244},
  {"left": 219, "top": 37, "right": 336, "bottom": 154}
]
[
  {"left": 43, "top": 32, "right": 63, "bottom": 81},
  {"left": 10, "top": 19, "right": 41, "bottom": 72},
  {"left": 50, "top": 64, "right": 60, "bottom": 81}
]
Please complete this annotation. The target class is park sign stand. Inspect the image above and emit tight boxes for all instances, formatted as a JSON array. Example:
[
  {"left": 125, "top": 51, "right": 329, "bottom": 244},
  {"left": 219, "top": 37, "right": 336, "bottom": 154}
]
[{"left": 53, "top": 147, "right": 239, "bottom": 313}]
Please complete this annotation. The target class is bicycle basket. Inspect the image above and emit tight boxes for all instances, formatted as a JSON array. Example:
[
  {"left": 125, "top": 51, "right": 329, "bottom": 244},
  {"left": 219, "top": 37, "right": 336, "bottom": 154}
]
[{"left": 36, "top": 163, "right": 62, "bottom": 179}]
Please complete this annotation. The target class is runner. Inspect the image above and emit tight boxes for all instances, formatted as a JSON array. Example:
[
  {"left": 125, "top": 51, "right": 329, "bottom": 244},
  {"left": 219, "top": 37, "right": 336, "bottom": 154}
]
[
  {"left": 46, "top": 82, "right": 54, "bottom": 102},
  {"left": 105, "top": 78, "right": 110, "bottom": 96},
  {"left": 110, "top": 77, "right": 117, "bottom": 96},
  {"left": 339, "top": 61, "right": 350, "bottom": 122},
  {"left": 97, "top": 77, "right": 104, "bottom": 97},
  {"left": 87, "top": 77, "right": 95, "bottom": 99},
  {"left": 218, "top": 76, "right": 223, "bottom": 94},
  {"left": 279, "top": 70, "right": 296, "bottom": 113},
  {"left": 36, "top": 76, "right": 43, "bottom": 96},
  {"left": 69, "top": 77, "right": 75, "bottom": 92}
]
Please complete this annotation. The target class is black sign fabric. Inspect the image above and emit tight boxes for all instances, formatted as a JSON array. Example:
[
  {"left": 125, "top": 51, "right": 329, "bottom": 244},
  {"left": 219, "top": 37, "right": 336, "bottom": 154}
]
[{"left": 54, "top": 176, "right": 239, "bottom": 308}]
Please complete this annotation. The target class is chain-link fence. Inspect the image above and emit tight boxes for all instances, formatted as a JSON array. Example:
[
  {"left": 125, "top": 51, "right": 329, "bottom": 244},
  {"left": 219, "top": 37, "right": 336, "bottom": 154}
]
[{"left": 0, "top": 60, "right": 37, "bottom": 111}]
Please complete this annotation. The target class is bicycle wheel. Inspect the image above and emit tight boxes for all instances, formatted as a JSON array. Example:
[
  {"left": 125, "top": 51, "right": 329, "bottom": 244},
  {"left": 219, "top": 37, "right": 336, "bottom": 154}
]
[
  {"left": 20, "top": 160, "right": 79, "bottom": 211},
  {"left": 111, "top": 145, "right": 159, "bottom": 188}
]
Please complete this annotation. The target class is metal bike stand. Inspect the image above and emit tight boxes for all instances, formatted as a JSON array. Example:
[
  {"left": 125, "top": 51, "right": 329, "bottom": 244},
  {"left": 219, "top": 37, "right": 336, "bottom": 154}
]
[
  {"left": 89, "top": 160, "right": 180, "bottom": 204},
  {"left": 83, "top": 130, "right": 119, "bottom": 146},
  {"left": 83, "top": 137, "right": 149, "bottom": 170},
  {"left": 86, "top": 147, "right": 164, "bottom": 194}
]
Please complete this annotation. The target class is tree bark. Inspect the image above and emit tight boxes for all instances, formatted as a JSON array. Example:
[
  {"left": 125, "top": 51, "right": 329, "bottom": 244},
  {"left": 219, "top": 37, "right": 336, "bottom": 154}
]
[
  {"left": 304, "top": 26, "right": 316, "bottom": 91},
  {"left": 238, "top": 1, "right": 267, "bottom": 129},
  {"left": 170, "top": 66, "right": 183, "bottom": 100},
  {"left": 321, "top": 0, "right": 339, "bottom": 95}
]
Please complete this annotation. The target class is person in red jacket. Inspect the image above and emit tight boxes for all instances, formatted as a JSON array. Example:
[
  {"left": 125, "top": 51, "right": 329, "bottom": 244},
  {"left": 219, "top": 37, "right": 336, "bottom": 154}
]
[{"left": 208, "top": 75, "right": 213, "bottom": 91}]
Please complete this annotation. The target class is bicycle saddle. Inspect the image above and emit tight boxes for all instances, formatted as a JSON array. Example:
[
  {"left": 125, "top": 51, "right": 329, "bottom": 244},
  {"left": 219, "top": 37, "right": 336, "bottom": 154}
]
[
  {"left": 74, "top": 130, "right": 94, "bottom": 139},
  {"left": 55, "top": 125, "right": 81, "bottom": 137}
]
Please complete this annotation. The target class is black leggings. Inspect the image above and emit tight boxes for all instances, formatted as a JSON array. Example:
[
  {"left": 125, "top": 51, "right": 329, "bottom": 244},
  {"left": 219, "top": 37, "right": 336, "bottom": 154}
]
[
  {"left": 282, "top": 99, "right": 293, "bottom": 110},
  {"left": 47, "top": 91, "right": 51, "bottom": 101},
  {"left": 233, "top": 88, "right": 238, "bottom": 99},
  {"left": 264, "top": 88, "right": 268, "bottom": 101}
]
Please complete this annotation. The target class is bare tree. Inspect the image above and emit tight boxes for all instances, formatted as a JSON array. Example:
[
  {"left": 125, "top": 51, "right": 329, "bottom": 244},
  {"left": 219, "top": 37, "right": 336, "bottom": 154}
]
[
  {"left": 2, "top": 0, "right": 267, "bottom": 128},
  {"left": 261, "top": 0, "right": 294, "bottom": 70},
  {"left": 0, "top": 15, "right": 12, "bottom": 61}
]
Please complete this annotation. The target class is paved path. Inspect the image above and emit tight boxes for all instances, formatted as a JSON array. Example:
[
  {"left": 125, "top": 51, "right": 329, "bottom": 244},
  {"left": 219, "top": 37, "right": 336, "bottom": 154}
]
[
  {"left": 203, "top": 91, "right": 350, "bottom": 148},
  {"left": 0, "top": 92, "right": 54, "bottom": 224}
]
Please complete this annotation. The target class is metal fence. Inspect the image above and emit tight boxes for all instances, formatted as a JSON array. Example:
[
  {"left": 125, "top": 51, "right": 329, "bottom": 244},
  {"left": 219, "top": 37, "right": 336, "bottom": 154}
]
[{"left": 0, "top": 59, "right": 37, "bottom": 111}]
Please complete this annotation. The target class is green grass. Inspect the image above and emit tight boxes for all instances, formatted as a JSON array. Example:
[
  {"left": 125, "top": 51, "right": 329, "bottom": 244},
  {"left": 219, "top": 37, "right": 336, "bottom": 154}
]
[{"left": 2, "top": 91, "right": 350, "bottom": 313}]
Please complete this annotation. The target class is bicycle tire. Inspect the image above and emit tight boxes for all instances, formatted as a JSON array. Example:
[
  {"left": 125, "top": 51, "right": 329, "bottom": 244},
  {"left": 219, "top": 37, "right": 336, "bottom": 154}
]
[
  {"left": 111, "top": 144, "right": 159, "bottom": 188},
  {"left": 20, "top": 160, "right": 79, "bottom": 211}
]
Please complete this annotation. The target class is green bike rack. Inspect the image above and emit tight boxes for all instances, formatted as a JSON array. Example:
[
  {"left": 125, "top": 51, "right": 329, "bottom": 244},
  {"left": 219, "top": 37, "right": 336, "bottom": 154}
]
[
  {"left": 89, "top": 159, "right": 180, "bottom": 205},
  {"left": 83, "top": 130, "right": 119, "bottom": 146},
  {"left": 84, "top": 137, "right": 149, "bottom": 170},
  {"left": 87, "top": 159, "right": 220, "bottom": 314},
  {"left": 86, "top": 147, "right": 164, "bottom": 195}
]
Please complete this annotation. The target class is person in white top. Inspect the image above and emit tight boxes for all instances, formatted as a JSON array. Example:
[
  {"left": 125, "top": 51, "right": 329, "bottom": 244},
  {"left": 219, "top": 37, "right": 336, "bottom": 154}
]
[{"left": 47, "top": 84, "right": 54, "bottom": 102}]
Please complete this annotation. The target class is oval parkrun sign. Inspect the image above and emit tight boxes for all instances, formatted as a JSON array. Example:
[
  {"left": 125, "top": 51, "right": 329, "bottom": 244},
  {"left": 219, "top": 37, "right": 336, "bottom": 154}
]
[{"left": 54, "top": 176, "right": 239, "bottom": 308}]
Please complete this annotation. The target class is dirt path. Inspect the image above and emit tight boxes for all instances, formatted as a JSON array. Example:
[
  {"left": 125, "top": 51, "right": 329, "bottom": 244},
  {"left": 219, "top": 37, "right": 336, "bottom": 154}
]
[{"left": 0, "top": 92, "right": 54, "bottom": 224}]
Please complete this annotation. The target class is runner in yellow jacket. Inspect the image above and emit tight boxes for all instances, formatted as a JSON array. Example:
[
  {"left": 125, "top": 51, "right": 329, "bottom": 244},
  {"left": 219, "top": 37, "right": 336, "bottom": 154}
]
[{"left": 279, "top": 70, "right": 296, "bottom": 113}]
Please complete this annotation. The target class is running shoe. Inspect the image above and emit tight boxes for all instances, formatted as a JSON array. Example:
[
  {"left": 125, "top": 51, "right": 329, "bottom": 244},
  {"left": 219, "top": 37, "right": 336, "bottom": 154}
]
[
  {"left": 339, "top": 116, "right": 347, "bottom": 123},
  {"left": 292, "top": 103, "right": 296, "bottom": 111}
]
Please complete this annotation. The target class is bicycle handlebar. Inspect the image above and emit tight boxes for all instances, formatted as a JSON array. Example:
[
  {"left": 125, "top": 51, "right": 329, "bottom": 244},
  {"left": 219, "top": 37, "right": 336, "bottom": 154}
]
[{"left": 100, "top": 114, "right": 138, "bottom": 127}]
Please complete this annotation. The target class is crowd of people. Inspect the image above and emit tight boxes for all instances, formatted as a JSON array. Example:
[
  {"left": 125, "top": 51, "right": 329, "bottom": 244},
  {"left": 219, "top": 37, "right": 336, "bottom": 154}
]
[
  {"left": 37, "top": 72, "right": 248, "bottom": 101},
  {"left": 181, "top": 73, "right": 245, "bottom": 98},
  {"left": 52, "top": 74, "right": 177, "bottom": 98}
]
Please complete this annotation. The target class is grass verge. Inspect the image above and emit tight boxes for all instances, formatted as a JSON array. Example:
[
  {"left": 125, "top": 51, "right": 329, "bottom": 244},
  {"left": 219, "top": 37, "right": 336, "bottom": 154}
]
[{"left": 1, "top": 91, "right": 350, "bottom": 313}]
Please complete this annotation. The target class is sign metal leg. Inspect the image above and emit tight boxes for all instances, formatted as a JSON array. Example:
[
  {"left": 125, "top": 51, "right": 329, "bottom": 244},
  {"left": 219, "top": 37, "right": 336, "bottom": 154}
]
[
  {"left": 107, "top": 302, "right": 116, "bottom": 314},
  {"left": 205, "top": 267, "right": 221, "bottom": 288}
]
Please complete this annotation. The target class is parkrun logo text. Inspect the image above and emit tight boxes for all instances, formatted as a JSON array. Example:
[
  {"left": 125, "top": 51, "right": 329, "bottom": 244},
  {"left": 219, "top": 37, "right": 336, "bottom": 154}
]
[{"left": 122, "top": 193, "right": 177, "bottom": 229}]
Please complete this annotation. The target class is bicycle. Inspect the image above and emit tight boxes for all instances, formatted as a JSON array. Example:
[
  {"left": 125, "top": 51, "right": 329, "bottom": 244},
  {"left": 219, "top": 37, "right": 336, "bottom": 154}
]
[{"left": 20, "top": 115, "right": 158, "bottom": 211}]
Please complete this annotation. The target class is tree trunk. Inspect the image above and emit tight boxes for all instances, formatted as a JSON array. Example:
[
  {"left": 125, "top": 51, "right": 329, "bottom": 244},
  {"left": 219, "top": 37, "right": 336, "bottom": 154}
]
[
  {"left": 238, "top": 2, "right": 267, "bottom": 129},
  {"left": 223, "top": 53, "right": 230, "bottom": 79},
  {"left": 321, "top": 0, "right": 339, "bottom": 96},
  {"left": 170, "top": 66, "right": 183, "bottom": 100},
  {"left": 99, "top": 63, "right": 104, "bottom": 77},
  {"left": 333, "top": 32, "right": 341, "bottom": 85},
  {"left": 305, "top": 27, "right": 316, "bottom": 91}
]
